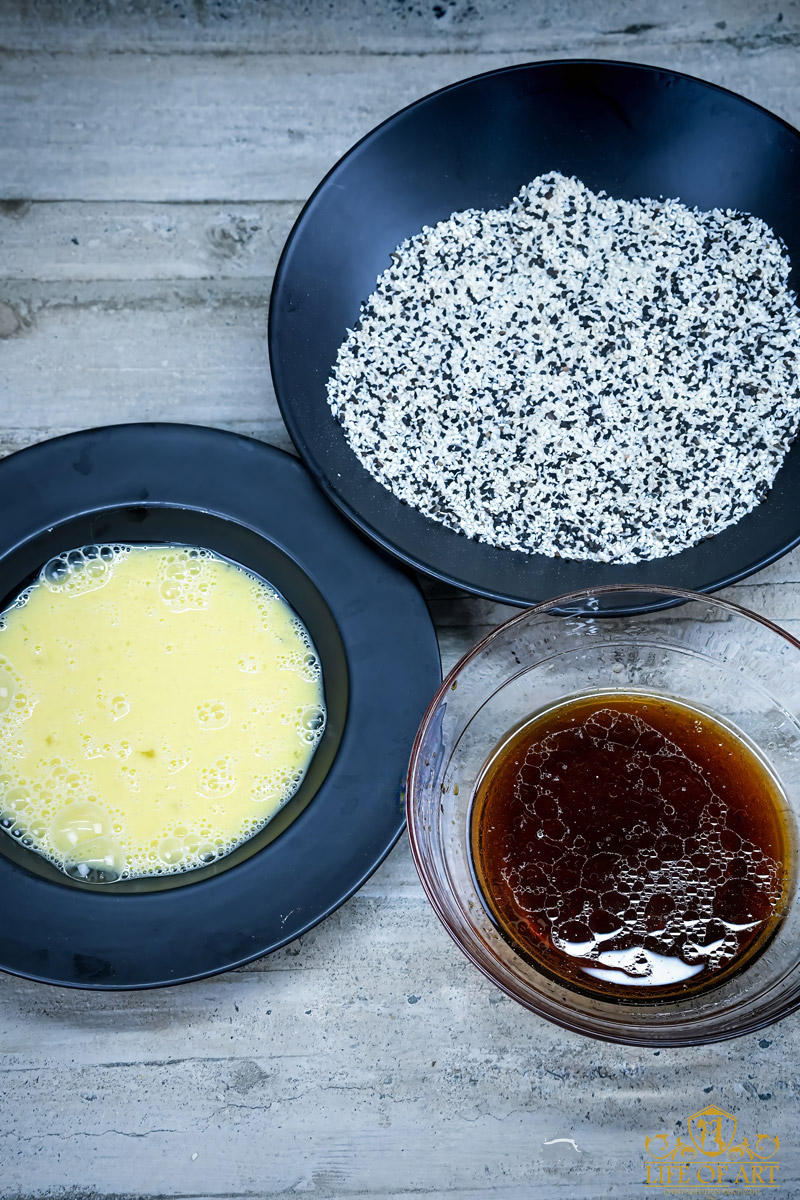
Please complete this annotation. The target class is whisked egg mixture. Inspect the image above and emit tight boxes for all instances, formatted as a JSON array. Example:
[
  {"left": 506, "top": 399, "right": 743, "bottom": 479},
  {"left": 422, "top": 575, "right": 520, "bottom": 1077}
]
[{"left": 0, "top": 544, "right": 326, "bottom": 883}]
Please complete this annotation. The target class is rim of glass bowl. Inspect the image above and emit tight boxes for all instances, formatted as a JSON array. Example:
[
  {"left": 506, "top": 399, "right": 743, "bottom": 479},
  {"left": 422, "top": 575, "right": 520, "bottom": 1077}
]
[{"left": 406, "top": 584, "right": 800, "bottom": 1045}]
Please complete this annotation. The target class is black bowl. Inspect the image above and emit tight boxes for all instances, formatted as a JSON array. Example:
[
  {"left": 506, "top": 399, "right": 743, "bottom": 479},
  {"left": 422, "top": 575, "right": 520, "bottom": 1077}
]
[
  {"left": 0, "top": 425, "right": 441, "bottom": 987},
  {"left": 269, "top": 59, "right": 800, "bottom": 615}
]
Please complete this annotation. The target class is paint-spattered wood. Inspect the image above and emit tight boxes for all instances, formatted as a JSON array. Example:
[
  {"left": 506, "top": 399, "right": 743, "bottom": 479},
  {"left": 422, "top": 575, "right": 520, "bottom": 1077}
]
[{"left": 1, "top": 3, "right": 800, "bottom": 1197}]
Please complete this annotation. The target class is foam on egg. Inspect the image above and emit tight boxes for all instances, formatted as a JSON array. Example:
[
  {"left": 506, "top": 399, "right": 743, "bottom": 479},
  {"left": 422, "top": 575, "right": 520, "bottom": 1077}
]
[{"left": 0, "top": 544, "right": 326, "bottom": 883}]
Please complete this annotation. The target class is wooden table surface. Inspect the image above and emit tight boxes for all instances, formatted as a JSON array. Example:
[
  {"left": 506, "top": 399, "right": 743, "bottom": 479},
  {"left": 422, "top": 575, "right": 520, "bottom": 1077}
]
[{"left": 2, "top": 2, "right": 800, "bottom": 1197}]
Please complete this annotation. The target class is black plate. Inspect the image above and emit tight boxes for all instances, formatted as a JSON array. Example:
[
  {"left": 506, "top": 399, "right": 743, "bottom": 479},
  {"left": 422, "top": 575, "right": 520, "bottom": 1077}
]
[
  {"left": 269, "top": 59, "right": 800, "bottom": 615},
  {"left": 0, "top": 424, "right": 441, "bottom": 988}
]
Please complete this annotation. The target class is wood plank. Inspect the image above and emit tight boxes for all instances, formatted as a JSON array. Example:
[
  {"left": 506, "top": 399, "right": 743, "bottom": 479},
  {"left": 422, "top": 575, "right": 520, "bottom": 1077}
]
[
  {"left": 1, "top": 842, "right": 797, "bottom": 1196},
  {"left": 1, "top": 46, "right": 799, "bottom": 203},
  {"left": 0, "top": 0, "right": 788, "bottom": 56},
  {"left": 0, "top": 201, "right": 300, "bottom": 282},
  {"left": 1, "top": 864, "right": 796, "bottom": 1197},
  {"left": 0, "top": 291, "right": 292, "bottom": 454}
]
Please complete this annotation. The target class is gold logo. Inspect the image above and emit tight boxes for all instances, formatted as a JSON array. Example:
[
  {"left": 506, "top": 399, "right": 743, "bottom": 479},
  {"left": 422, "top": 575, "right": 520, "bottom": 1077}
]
[{"left": 645, "top": 1105, "right": 780, "bottom": 1193}]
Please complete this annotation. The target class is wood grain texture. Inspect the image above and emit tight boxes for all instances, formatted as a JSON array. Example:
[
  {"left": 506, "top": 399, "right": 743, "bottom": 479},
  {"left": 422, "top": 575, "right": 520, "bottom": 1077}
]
[
  {"left": 0, "top": 0, "right": 795, "bottom": 56},
  {"left": 1, "top": 853, "right": 798, "bottom": 1199},
  {"left": 2, "top": 44, "right": 800, "bottom": 203},
  {"left": 1, "top": 2, "right": 800, "bottom": 1197}
]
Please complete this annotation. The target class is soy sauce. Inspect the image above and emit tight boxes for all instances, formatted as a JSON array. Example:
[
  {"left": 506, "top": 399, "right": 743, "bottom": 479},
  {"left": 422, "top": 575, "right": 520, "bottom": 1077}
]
[{"left": 470, "top": 692, "right": 793, "bottom": 1000}]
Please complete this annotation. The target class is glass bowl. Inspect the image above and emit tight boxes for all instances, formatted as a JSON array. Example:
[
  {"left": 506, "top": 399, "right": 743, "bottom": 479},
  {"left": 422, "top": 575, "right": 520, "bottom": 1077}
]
[{"left": 407, "top": 586, "right": 800, "bottom": 1046}]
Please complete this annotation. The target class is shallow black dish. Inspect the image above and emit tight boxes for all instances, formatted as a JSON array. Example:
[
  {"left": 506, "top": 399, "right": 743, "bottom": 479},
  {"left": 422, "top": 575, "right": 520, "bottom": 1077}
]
[
  {"left": 269, "top": 59, "right": 800, "bottom": 615},
  {"left": 0, "top": 424, "right": 440, "bottom": 988}
]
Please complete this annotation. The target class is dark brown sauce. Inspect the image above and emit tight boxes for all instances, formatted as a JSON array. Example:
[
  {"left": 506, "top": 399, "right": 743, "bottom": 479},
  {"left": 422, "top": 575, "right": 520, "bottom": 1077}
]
[{"left": 470, "top": 692, "right": 793, "bottom": 1001}]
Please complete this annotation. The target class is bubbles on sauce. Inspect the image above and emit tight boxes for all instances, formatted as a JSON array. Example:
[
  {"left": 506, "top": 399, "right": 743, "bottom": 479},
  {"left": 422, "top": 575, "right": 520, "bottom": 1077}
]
[
  {"left": 0, "top": 544, "right": 327, "bottom": 884},
  {"left": 471, "top": 694, "right": 791, "bottom": 999}
]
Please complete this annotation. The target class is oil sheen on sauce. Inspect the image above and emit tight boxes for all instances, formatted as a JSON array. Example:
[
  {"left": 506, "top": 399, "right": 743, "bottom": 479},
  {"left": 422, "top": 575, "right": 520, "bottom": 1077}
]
[
  {"left": 469, "top": 692, "right": 792, "bottom": 1000},
  {"left": 0, "top": 544, "right": 326, "bottom": 883}
]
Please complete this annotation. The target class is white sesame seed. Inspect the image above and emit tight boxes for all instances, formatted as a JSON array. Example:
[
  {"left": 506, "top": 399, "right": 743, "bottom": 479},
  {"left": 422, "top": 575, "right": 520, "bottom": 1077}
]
[{"left": 327, "top": 172, "right": 800, "bottom": 564}]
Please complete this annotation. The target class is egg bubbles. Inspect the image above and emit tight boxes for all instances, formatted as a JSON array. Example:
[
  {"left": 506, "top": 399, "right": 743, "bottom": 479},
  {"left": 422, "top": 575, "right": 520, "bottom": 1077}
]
[{"left": 0, "top": 545, "right": 326, "bottom": 883}]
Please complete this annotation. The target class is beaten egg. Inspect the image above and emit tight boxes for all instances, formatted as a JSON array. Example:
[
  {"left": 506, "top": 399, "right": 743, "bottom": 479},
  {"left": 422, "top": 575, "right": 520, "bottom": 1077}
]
[{"left": 0, "top": 544, "right": 326, "bottom": 883}]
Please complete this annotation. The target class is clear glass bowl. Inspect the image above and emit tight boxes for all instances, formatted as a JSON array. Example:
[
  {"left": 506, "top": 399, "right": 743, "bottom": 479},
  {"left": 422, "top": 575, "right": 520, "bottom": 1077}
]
[{"left": 407, "top": 586, "right": 800, "bottom": 1046}]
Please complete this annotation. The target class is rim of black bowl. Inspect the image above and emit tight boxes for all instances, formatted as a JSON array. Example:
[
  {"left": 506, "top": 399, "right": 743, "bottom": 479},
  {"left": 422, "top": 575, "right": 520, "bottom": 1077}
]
[{"left": 269, "top": 58, "right": 800, "bottom": 616}]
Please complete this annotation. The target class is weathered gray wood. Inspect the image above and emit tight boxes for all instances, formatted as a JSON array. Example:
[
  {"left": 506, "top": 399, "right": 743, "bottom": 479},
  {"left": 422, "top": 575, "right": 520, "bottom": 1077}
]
[
  {"left": 1, "top": 849, "right": 797, "bottom": 1198},
  {"left": 0, "top": 202, "right": 300, "bottom": 281},
  {"left": 2, "top": 2, "right": 800, "bottom": 1197},
  {"left": 1, "top": 43, "right": 799, "bottom": 203},
  {"left": 0, "top": 0, "right": 790, "bottom": 56},
  {"left": 0, "top": 289, "right": 288, "bottom": 446}
]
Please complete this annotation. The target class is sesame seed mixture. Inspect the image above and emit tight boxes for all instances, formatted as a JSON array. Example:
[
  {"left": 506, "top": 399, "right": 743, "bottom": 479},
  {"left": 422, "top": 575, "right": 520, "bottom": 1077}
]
[{"left": 327, "top": 172, "right": 800, "bottom": 563}]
